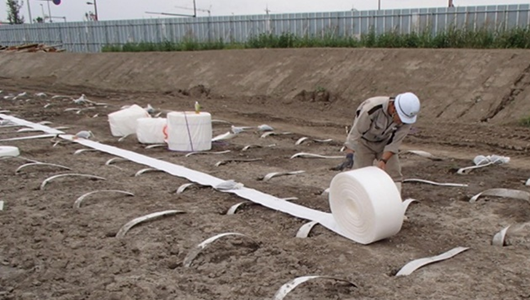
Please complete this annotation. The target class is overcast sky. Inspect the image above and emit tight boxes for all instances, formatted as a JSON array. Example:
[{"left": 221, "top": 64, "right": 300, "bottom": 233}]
[{"left": 1, "top": 0, "right": 530, "bottom": 23}]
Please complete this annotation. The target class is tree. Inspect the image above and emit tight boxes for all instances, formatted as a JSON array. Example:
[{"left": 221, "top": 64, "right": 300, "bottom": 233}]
[{"left": 6, "top": 0, "right": 25, "bottom": 24}]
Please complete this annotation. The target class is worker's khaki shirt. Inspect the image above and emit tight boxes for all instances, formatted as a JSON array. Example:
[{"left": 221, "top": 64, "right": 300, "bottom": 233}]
[{"left": 344, "top": 96, "right": 411, "bottom": 154}]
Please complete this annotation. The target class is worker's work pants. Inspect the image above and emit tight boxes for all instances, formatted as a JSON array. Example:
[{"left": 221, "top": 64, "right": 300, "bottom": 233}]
[{"left": 352, "top": 140, "right": 402, "bottom": 193}]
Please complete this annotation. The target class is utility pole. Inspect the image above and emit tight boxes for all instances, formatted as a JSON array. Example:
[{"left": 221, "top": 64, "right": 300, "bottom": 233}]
[
  {"left": 94, "top": 0, "right": 98, "bottom": 20},
  {"left": 27, "top": 0, "right": 33, "bottom": 23},
  {"left": 46, "top": 0, "right": 52, "bottom": 22},
  {"left": 40, "top": 3, "right": 45, "bottom": 21},
  {"left": 378, "top": 0, "right": 381, "bottom": 10}
]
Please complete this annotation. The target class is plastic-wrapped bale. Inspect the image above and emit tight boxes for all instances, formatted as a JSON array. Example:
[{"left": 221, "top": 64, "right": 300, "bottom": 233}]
[
  {"left": 136, "top": 118, "right": 166, "bottom": 144},
  {"left": 108, "top": 104, "right": 150, "bottom": 137},
  {"left": 166, "top": 111, "right": 212, "bottom": 152}
]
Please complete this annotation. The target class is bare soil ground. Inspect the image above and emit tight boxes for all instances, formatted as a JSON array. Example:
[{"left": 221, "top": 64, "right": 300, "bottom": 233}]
[{"left": 1, "top": 49, "right": 530, "bottom": 300}]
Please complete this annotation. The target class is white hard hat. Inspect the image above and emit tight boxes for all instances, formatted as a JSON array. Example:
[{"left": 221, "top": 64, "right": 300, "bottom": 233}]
[{"left": 394, "top": 92, "right": 420, "bottom": 124}]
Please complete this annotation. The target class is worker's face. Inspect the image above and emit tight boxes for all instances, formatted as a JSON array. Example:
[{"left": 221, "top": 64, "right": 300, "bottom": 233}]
[{"left": 391, "top": 103, "right": 403, "bottom": 125}]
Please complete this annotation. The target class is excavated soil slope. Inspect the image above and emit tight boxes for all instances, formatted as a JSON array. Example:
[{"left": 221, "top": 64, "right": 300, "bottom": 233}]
[
  {"left": 2, "top": 48, "right": 530, "bottom": 124},
  {"left": 1, "top": 48, "right": 530, "bottom": 300}
]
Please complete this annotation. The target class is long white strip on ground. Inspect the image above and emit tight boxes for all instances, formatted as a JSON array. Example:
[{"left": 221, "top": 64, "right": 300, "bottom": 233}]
[
  {"left": 0, "top": 113, "right": 404, "bottom": 244},
  {"left": 0, "top": 114, "right": 342, "bottom": 238}
]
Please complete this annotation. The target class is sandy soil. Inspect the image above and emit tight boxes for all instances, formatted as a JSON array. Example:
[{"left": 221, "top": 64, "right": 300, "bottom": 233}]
[{"left": 1, "top": 49, "right": 530, "bottom": 300}]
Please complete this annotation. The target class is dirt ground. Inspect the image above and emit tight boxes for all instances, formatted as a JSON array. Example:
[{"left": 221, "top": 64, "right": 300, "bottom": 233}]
[{"left": 1, "top": 48, "right": 530, "bottom": 300}]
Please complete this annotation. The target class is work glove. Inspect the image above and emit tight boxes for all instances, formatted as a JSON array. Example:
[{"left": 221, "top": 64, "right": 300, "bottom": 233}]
[{"left": 330, "top": 153, "right": 354, "bottom": 171}]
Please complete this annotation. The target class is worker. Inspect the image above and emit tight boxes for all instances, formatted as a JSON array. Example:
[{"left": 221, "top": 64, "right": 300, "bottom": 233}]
[{"left": 332, "top": 92, "right": 421, "bottom": 193}]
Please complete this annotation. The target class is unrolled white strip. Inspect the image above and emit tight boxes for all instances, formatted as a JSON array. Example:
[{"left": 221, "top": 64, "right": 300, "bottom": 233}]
[
  {"left": 296, "top": 221, "right": 319, "bottom": 238},
  {"left": 15, "top": 162, "right": 71, "bottom": 173},
  {"left": 183, "top": 232, "right": 257, "bottom": 267},
  {"left": 2, "top": 115, "right": 409, "bottom": 244},
  {"left": 402, "top": 199, "right": 418, "bottom": 214},
  {"left": 0, "top": 134, "right": 57, "bottom": 142},
  {"left": 145, "top": 144, "right": 166, "bottom": 149},
  {"left": 290, "top": 152, "right": 343, "bottom": 159},
  {"left": 403, "top": 178, "right": 468, "bottom": 187},
  {"left": 226, "top": 201, "right": 254, "bottom": 215},
  {"left": 118, "top": 133, "right": 135, "bottom": 142},
  {"left": 241, "top": 143, "right": 276, "bottom": 151},
  {"left": 212, "top": 131, "right": 238, "bottom": 142},
  {"left": 134, "top": 168, "right": 164, "bottom": 177},
  {"left": 17, "top": 128, "right": 47, "bottom": 133},
  {"left": 215, "top": 158, "right": 263, "bottom": 167},
  {"left": 492, "top": 226, "right": 510, "bottom": 246},
  {"left": 60, "top": 136, "right": 350, "bottom": 241},
  {"left": 74, "top": 190, "right": 134, "bottom": 209},
  {"left": 396, "top": 247, "right": 469, "bottom": 276},
  {"left": 405, "top": 150, "right": 444, "bottom": 161},
  {"left": 261, "top": 170, "right": 305, "bottom": 181},
  {"left": 211, "top": 119, "right": 232, "bottom": 125},
  {"left": 176, "top": 183, "right": 195, "bottom": 194},
  {"left": 105, "top": 157, "right": 128, "bottom": 165},
  {"left": 295, "top": 137, "right": 333, "bottom": 145},
  {"left": 260, "top": 131, "right": 292, "bottom": 138},
  {"left": 457, "top": 162, "right": 495, "bottom": 175},
  {"left": 185, "top": 150, "right": 231, "bottom": 157},
  {"left": 0, "top": 114, "right": 64, "bottom": 134},
  {"left": 469, "top": 188, "right": 530, "bottom": 203},
  {"left": 227, "top": 198, "right": 297, "bottom": 215},
  {"left": 272, "top": 276, "right": 356, "bottom": 300},
  {"left": 115, "top": 210, "right": 185, "bottom": 238},
  {"left": 40, "top": 173, "right": 106, "bottom": 190},
  {"left": 74, "top": 148, "right": 100, "bottom": 155}
]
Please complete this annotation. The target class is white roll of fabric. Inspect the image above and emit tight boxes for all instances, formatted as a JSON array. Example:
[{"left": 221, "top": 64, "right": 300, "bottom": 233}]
[
  {"left": 0, "top": 146, "right": 20, "bottom": 157},
  {"left": 167, "top": 111, "right": 212, "bottom": 152},
  {"left": 329, "top": 167, "right": 404, "bottom": 244},
  {"left": 136, "top": 118, "right": 167, "bottom": 144},
  {"left": 2, "top": 114, "right": 410, "bottom": 245},
  {"left": 108, "top": 104, "right": 151, "bottom": 137}
]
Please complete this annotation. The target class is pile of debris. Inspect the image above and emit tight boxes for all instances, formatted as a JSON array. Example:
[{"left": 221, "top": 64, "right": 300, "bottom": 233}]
[{"left": 0, "top": 43, "right": 64, "bottom": 52}]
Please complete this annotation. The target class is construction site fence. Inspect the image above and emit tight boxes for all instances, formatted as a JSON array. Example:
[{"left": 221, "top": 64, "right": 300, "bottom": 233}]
[{"left": 0, "top": 4, "right": 529, "bottom": 53}]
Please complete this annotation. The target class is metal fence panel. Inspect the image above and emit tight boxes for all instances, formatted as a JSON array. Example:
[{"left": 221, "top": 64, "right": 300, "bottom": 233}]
[{"left": 1, "top": 4, "right": 530, "bottom": 53}]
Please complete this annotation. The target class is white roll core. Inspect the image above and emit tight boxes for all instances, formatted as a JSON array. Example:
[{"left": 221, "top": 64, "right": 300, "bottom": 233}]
[
  {"left": 136, "top": 118, "right": 167, "bottom": 144},
  {"left": 166, "top": 111, "right": 212, "bottom": 152},
  {"left": 329, "top": 166, "right": 403, "bottom": 244},
  {"left": 0, "top": 146, "right": 20, "bottom": 157}
]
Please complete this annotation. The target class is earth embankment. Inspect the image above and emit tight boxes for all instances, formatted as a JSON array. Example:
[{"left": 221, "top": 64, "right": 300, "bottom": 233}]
[{"left": 1, "top": 48, "right": 530, "bottom": 124}]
